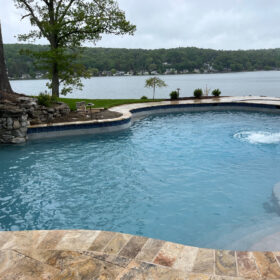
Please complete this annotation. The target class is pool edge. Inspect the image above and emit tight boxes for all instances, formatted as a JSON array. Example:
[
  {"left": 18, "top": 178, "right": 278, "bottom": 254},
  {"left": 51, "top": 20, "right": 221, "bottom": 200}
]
[
  {"left": 27, "top": 95, "right": 280, "bottom": 140},
  {"left": 0, "top": 229, "right": 277, "bottom": 279}
]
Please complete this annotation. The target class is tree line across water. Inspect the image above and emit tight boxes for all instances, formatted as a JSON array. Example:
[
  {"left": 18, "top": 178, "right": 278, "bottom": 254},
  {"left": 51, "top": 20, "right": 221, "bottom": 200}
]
[{"left": 4, "top": 44, "right": 280, "bottom": 79}]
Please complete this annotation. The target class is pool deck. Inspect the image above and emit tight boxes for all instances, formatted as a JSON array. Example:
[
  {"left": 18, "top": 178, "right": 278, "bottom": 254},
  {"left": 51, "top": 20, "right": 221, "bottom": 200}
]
[
  {"left": 29, "top": 96, "right": 280, "bottom": 130},
  {"left": 1, "top": 230, "right": 280, "bottom": 279},
  {"left": 27, "top": 95, "right": 280, "bottom": 140},
  {"left": 5, "top": 96, "right": 280, "bottom": 279},
  {"left": 111, "top": 95, "right": 280, "bottom": 117}
]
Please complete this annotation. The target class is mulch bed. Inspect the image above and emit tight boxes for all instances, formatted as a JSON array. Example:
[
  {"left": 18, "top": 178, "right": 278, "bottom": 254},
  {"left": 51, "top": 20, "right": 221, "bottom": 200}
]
[{"left": 50, "top": 110, "right": 122, "bottom": 124}]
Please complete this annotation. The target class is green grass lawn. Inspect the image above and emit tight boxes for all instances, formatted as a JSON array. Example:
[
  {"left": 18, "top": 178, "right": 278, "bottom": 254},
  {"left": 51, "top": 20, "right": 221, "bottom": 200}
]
[{"left": 58, "top": 98, "right": 164, "bottom": 111}]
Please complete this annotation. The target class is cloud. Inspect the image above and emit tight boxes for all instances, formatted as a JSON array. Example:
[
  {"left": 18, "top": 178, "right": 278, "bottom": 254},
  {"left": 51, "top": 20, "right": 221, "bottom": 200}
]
[{"left": 1, "top": 0, "right": 280, "bottom": 50}]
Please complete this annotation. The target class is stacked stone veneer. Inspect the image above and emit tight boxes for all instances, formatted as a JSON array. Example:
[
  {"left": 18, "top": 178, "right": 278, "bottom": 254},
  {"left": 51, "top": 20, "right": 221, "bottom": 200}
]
[
  {"left": 0, "top": 96, "right": 70, "bottom": 144},
  {"left": 0, "top": 103, "right": 28, "bottom": 144},
  {"left": 29, "top": 101, "right": 70, "bottom": 125}
]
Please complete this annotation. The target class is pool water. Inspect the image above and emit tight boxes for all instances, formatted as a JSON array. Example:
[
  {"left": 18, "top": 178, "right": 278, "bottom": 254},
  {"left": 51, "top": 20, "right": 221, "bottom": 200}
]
[{"left": 1, "top": 111, "right": 280, "bottom": 250}]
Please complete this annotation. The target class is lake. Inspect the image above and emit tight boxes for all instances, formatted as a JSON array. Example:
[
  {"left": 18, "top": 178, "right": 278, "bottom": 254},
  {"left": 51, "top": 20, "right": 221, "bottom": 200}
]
[{"left": 11, "top": 71, "right": 280, "bottom": 99}]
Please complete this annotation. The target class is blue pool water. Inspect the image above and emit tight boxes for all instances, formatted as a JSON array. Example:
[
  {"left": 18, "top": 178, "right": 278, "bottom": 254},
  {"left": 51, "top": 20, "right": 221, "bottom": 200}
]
[{"left": 1, "top": 111, "right": 280, "bottom": 250}]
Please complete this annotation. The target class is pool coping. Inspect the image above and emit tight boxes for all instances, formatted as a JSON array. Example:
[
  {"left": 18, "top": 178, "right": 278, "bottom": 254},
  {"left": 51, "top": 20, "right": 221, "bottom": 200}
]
[
  {"left": 27, "top": 96, "right": 280, "bottom": 139},
  {"left": 1, "top": 229, "right": 280, "bottom": 279}
]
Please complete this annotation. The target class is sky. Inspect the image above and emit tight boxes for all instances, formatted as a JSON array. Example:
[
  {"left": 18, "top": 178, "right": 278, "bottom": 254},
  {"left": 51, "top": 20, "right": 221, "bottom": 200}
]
[{"left": 0, "top": 0, "right": 280, "bottom": 50}]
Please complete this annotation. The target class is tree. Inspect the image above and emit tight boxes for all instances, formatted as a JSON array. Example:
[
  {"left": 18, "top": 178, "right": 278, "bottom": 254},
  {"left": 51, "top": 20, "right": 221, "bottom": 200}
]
[
  {"left": 0, "top": 23, "right": 13, "bottom": 97},
  {"left": 14, "top": 0, "right": 136, "bottom": 97},
  {"left": 145, "top": 77, "right": 167, "bottom": 100}
]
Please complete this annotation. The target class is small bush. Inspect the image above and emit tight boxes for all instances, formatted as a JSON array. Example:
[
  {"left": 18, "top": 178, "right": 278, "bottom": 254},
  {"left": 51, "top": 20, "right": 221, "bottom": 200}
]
[
  {"left": 212, "top": 89, "right": 221, "bottom": 97},
  {"left": 51, "top": 95, "right": 59, "bottom": 103},
  {"left": 37, "top": 93, "right": 52, "bottom": 107},
  {"left": 141, "top": 96, "right": 148, "bottom": 100},
  {"left": 37, "top": 93, "right": 58, "bottom": 107},
  {"left": 193, "top": 88, "right": 203, "bottom": 98},
  {"left": 170, "top": 91, "right": 179, "bottom": 100}
]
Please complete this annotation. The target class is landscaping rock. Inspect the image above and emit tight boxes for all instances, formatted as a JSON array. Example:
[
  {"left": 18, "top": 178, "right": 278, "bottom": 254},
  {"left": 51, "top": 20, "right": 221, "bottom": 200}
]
[
  {"left": 0, "top": 94, "right": 70, "bottom": 144},
  {"left": 13, "top": 120, "right": 20, "bottom": 129}
]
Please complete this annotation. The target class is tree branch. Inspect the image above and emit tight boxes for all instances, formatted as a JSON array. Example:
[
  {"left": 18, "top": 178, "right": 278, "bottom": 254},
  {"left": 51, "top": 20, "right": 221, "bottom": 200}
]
[
  {"left": 57, "top": 27, "right": 102, "bottom": 44},
  {"left": 58, "top": 0, "right": 76, "bottom": 23},
  {"left": 21, "top": 13, "right": 32, "bottom": 20},
  {"left": 55, "top": 0, "right": 64, "bottom": 20},
  {"left": 18, "top": 0, "right": 49, "bottom": 40}
]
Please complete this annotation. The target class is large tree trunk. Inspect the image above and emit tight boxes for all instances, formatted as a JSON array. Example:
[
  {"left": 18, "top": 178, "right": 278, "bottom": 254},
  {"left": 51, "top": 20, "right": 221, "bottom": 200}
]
[
  {"left": 0, "top": 23, "right": 13, "bottom": 98},
  {"left": 49, "top": 1, "right": 59, "bottom": 98},
  {"left": 52, "top": 62, "right": 59, "bottom": 97}
]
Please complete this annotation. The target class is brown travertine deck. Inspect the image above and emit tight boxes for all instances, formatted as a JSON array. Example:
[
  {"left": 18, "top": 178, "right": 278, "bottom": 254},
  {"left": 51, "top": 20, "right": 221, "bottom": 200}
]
[{"left": 0, "top": 230, "right": 280, "bottom": 279}]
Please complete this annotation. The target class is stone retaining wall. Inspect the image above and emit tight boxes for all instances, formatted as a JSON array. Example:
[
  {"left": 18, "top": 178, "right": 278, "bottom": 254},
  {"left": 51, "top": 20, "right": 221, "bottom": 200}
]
[
  {"left": 0, "top": 95, "right": 70, "bottom": 144},
  {"left": 29, "top": 101, "right": 70, "bottom": 125},
  {"left": 0, "top": 104, "right": 28, "bottom": 144}
]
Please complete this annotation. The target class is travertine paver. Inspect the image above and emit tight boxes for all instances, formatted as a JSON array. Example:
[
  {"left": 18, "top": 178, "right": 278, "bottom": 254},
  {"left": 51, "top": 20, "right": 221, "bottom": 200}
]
[
  {"left": 118, "top": 235, "right": 148, "bottom": 259},
  {"left": 253, "top": 252, "right": 280, "bottom": 279},
  {"left": 192, "top": 248, "right": 215, "bottom": 274},
  {"left": 88, "top": 231, "right": 116, "bottom": 252},
  {"left": 136, "top": 238, "right": 164, "bottom": 262},
  {"left": 37, "top": 230, "right": 66, "bottom": 250},
  {"left": 1, "top": 230, "right": 48, "bottom": 250},
  {"left": 173, "top": 245, "right": 199, "bottom": 273},
  {"left": 104, "top": 233, "right": 132, "bottom": 255},
  {"left": 154, "top": 241, "right": 185, "bottom": 267},
  {"left": 215, "top": 250, "right": 237, "bottom": 277},
  {"left": 236, "top": 251, "right": 261, "bottom": 279},
  {"left": 0, "top": 230, "right": 280, "bottom": 279},
  {"left": 55, "top": 230, "right": 100, "bottom": 251}
]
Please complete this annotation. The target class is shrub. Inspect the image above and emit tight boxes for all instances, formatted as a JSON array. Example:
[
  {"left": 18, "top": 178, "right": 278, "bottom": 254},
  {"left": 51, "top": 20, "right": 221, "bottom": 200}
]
[
  {"left": 212, "top": 89, "right": 221, "bottom": 97},
  {"left": 37, "top": 93, "right": 58, "bottom": 107},
  {"left": 51, "top": 95, "right": 59, "bottom": 103},
  {"left": 193, "top": 88, "right": 203, "bottom": 98},
  {"left": 170, "top": 91, "right": 179, "bottom": 100},
  {"left": 37, "top": 93, "right": 52, "bottom": 107},
  {"left": 141, "top": 96, "right": 148, "bottom": 100}
]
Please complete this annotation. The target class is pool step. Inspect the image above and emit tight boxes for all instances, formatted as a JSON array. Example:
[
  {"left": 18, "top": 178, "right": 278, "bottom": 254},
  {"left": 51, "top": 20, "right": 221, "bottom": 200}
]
[
  {"left": 207, "top": 216, "right": 280, "bottom": 251},
  {"left": 250, "top": 231, "right": 280, "bottom": 251},
  {"left": 272, "top": 182, "right": 280, "bottom": 212}
]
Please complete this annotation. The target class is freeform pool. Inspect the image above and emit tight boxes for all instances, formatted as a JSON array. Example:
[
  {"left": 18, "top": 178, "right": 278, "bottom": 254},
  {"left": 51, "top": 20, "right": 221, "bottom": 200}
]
[{"left": 1, "top": 110, "right": 280, "bottom": 251}]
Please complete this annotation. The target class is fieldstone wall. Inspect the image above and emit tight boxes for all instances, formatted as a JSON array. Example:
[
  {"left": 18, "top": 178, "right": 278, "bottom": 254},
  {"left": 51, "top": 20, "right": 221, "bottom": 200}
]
[
  {"left": 0, "top": 95, "right": 70, "bottom": 144},
  {"left": 0, "top": 104, "right": 28, "bottom": 144},
  {"left": 29, "top": 102, "right": 70, "bottom": 125}
]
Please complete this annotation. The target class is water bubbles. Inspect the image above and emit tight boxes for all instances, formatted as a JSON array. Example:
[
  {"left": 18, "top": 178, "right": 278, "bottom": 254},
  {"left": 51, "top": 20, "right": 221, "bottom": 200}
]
[{"left": 234, "top": 131, "right": 280, "bottom": 144}]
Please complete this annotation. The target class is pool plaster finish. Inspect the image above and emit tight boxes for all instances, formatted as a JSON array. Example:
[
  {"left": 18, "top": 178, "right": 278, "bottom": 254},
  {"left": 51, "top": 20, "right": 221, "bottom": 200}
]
[
  {"left": 1, "top": 230, "right": 280, "bottom": 279},
  {"left": 27, "top": 96, "right": 280, "bottom": 140},
  {"left": 273, "top": 182, "right": 280, "bottom": 211}
]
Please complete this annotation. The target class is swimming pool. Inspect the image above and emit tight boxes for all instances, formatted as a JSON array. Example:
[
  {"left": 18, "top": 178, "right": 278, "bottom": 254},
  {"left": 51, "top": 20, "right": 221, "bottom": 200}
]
[{"left": 1, "top": 110, "right": 280, "bottom": 250}]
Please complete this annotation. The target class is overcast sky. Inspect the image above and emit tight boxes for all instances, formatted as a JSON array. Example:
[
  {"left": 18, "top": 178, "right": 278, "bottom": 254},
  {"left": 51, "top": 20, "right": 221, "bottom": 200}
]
[{"left": 0, "top": 0, "right": 280, "bottom": 50}]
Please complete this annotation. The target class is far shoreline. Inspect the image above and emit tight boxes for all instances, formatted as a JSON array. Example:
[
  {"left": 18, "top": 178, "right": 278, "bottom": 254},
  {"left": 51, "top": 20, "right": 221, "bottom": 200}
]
[{"left": 9, "top": 69, "right": 280, "bottom": 81}]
